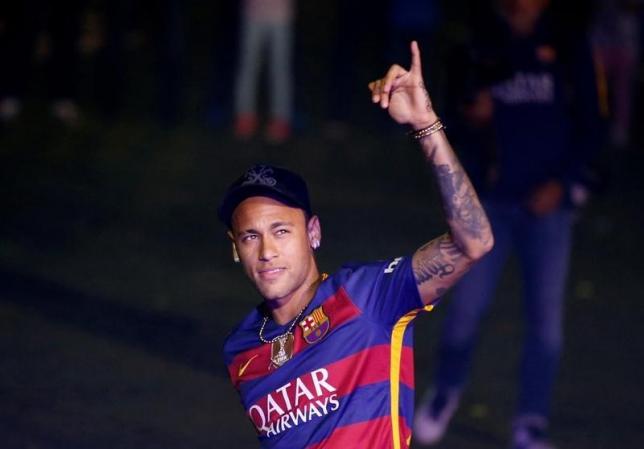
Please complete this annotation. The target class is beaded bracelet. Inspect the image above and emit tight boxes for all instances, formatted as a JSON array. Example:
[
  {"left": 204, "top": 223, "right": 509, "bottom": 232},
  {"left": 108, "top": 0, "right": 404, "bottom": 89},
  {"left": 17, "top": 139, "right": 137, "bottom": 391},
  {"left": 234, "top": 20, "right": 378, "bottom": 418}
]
[{"left": 408, "top": 119, "right": 445, "bottom": 140}]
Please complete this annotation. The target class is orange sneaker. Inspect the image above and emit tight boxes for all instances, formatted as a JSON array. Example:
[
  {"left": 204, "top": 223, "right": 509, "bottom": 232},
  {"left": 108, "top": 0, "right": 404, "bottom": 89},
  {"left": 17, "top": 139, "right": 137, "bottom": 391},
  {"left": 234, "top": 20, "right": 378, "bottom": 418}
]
[{"left": 265, "top": 119, "right": 291, "bottom": 144}]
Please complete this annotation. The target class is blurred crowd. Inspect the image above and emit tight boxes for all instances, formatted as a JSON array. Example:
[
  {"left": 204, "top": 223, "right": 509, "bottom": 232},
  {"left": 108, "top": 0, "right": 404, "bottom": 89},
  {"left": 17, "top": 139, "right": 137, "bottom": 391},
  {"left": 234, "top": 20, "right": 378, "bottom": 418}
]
[{"left": 0, "top": 0, "right": 640, "bottom": 148}]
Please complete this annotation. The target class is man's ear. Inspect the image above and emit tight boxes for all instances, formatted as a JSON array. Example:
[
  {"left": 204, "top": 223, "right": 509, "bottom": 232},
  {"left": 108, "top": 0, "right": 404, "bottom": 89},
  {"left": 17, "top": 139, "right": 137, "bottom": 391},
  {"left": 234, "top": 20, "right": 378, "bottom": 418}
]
[
  {"left": 307, "top": 215, "right": 321, "bottom": 250},
  {"left": 227, "top": 231, "right": 240, "bottom": 263}
]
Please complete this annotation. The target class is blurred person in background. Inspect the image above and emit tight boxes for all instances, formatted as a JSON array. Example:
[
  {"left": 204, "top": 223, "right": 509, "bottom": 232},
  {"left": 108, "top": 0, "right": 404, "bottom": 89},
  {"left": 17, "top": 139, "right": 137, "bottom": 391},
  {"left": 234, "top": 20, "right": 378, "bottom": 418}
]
[
  {"left": 155, "top": 0, "right": 184, "bottom": 126},
  {"left": 323, "top": 0, "right": 387, "bottom": 140},
  {"left": 413, "top": 1, "right": 602, "bottom": 448},
  {"left": 234, "top": 0, "right": 295, "bottom": 144},
  {"left": 0, "top": 2, "right": 35, "bottom": 124},
  {"left": 591, "top": 0, "right": 643, "bottom": 149},
  {"left": 0, "top": 0, "right": 82, "bottom": 127},
  {"left": 44, "top": 0, "right": 83, "bottom": 126},
  {"left": 206, "top": 0, "right": 239, "bottom": 128},
  {"left": 82, "top": 0, "right": 130, "bottom": 121}
]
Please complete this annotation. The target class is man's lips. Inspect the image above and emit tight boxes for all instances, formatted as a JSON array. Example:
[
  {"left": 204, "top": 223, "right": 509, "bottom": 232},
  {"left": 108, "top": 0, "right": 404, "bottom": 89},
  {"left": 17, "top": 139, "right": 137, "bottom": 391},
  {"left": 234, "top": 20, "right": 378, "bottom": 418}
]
[{"left": 257, "top": 267, "right": 286, "bottom": 281}]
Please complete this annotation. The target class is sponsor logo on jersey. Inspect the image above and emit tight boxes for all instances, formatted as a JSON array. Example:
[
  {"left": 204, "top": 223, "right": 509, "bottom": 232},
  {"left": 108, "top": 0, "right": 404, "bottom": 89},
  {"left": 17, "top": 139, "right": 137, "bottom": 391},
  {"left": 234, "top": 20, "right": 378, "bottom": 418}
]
[
  {"left": 299, "top": 306, "right": 330, "bottom": 345},
  {"left": 248, "top": 368, "right": 340, "bottom": 438}
]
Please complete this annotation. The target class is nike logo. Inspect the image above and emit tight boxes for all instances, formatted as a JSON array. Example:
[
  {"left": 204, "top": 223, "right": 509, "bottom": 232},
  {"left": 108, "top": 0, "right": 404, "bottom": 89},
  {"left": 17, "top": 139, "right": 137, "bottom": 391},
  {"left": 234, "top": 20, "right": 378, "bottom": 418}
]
[{"left": 238, "top": 354, "right": 259, "bottom": 377}]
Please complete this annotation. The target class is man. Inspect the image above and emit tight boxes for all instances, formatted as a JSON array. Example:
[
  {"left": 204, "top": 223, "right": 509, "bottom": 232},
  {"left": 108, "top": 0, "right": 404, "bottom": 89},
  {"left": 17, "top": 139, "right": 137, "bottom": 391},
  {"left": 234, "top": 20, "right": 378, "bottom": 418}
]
[
  {"left": 413, "top": 1, "right": 602, "bottom": 448},
  {"left": 219, "top": 42, "right": 493, "bottom": 449}
]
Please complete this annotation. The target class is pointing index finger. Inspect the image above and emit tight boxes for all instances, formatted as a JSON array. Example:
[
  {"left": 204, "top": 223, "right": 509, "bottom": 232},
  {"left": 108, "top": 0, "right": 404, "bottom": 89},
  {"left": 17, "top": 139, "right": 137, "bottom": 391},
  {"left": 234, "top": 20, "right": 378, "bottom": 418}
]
[{"left": 410, "top": 40, "right": 422, "bottom": 75}]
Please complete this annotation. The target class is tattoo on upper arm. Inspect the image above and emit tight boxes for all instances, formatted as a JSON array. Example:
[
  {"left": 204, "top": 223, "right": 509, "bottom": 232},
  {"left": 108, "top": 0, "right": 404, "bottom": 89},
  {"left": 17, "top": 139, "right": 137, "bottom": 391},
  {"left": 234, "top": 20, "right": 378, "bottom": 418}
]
[
  {"left": 413, "top": 236, "right": 463, "bottom": 286},
  {"left": 435, "top": 163, "right": 488, "bottom": 241}
]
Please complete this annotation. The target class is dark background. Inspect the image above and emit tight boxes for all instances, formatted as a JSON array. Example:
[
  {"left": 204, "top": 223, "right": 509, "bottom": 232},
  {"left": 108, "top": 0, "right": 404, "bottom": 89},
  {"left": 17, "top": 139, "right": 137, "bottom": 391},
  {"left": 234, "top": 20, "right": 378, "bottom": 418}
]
[{"left": 1, "top": 1, "right": 643, "bottom": 448}]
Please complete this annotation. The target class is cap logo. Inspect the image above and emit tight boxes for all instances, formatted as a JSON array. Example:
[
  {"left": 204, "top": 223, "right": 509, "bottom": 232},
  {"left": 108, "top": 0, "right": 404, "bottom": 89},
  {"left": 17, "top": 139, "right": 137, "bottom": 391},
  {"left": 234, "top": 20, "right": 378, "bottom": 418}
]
[{"left": 242, "top": 166, "right": 277, "bottom": 187}]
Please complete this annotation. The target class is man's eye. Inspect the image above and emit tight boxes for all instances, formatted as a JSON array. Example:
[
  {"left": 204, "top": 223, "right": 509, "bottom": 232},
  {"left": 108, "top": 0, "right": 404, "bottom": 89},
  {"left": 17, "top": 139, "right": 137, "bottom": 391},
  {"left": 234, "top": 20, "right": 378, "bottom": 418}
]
[
  {"left": 275, "top": 229, "right": 289, "bottom": 236},
  {"left": 241, "top": 234, "right": 257, "bottom": 242}
]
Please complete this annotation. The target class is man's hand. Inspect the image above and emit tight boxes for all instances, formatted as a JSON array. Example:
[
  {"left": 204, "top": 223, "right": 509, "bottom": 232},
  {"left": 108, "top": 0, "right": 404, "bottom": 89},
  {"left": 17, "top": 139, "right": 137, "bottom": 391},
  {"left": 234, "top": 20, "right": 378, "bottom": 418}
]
[
  {"left": 368, "top": 41, "right": 438, "bottom": 130},
  {"left": 527, "top": 180, "right": 564, "bottom": 217}
]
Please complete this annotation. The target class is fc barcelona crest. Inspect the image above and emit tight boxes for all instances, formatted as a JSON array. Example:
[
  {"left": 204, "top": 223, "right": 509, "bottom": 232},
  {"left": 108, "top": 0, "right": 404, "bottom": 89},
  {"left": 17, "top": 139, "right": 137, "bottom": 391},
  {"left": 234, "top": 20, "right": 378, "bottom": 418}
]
[{"left": 299, "top": 306, "right": 330, "bottom": 344}]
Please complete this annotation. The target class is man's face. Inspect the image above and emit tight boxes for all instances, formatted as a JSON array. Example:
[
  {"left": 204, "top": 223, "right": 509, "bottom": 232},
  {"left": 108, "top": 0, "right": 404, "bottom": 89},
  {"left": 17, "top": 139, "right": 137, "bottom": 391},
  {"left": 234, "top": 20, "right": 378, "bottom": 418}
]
[{"left": 229, "top": 197, "right": 320, "bottom": 306}]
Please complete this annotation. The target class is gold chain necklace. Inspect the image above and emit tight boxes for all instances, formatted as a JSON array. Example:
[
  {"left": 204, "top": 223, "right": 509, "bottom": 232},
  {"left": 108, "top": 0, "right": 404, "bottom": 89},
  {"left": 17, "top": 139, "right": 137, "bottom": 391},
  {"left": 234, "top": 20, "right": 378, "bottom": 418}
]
[
  {"left": 258, "top": 303, "right": 308, "bottom": 344},
  {"left": 259, "top": 301, "right": 309, "bottom": 368},
  {"left": 259, "top": 273, "right": 328, "bottom": 367}
]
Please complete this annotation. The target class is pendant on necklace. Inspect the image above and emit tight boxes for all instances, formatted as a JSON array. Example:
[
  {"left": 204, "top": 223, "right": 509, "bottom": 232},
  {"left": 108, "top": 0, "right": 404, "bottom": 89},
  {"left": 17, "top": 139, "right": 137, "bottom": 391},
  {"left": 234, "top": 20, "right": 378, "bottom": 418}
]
[{"left": 270, "top": 333, "right": 294, "bottom": 368}]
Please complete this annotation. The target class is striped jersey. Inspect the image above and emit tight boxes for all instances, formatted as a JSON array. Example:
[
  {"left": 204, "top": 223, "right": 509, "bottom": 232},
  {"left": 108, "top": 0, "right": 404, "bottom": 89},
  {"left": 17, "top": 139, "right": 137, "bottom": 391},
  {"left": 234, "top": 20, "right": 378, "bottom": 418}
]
[{"left": 224, "top": 256, "right": 433, "bottom": 448}]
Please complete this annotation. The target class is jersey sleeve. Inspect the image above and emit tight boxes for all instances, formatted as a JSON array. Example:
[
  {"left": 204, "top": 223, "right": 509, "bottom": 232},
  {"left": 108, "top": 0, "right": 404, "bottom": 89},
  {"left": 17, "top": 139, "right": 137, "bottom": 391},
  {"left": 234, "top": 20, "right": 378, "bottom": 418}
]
[{"left": 340, "top": 256, "right": 424, "bottom": 326}]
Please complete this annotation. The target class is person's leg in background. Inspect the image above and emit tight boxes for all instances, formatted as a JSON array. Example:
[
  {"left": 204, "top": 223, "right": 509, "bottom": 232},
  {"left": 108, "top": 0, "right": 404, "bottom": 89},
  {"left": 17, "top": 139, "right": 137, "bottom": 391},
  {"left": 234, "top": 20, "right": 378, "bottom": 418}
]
[
  {"left": 47, "top": 0, "right": 82, "bottom": 126},
  {"left": 414, "top": 201, "right": 515, "bottom": 445},
  {"left": 265, "top": 20, "right": 293, "bottom": 143},
  {"left": 155, "top": 0, "right": 184, "bottom": 126},
  {"left": 512, "top": 207, "right": 573, "bottom": 449},
  {"left": 93, "top": 0, "right": 129, "bottom": 121},
  {"left": 234, "top": 17, "right": 266, "bottom": 140},
  {"left": 206, "top": 0, "right": 239, "bottom": 128},
  {"left": 610, "top": 46, "right": 637, "bottom": 148},
  {"left": 0, "top": 1, "right": 39, "bottom": 123}
]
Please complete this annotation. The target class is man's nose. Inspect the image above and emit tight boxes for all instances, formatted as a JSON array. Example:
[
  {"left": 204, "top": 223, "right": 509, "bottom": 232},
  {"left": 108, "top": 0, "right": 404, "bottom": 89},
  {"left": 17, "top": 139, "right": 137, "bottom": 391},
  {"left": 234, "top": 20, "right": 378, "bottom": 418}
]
[{"left": 259, "top": 237, "right": 278, "bottom": 261}]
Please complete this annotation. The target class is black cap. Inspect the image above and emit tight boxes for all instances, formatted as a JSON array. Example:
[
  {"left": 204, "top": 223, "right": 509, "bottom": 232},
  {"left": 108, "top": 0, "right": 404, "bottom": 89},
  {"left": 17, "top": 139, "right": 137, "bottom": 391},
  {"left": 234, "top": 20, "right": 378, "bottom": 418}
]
[{"left": 218, "top": 164, "right": 312, "bottom": 228}]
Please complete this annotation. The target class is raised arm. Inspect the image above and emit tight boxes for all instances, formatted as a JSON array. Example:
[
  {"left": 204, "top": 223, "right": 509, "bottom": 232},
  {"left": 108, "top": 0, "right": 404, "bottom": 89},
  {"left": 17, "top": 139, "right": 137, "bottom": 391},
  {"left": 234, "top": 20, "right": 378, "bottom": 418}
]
[{"left": 368, "top": 41, "right": 494, "bottom": 305}]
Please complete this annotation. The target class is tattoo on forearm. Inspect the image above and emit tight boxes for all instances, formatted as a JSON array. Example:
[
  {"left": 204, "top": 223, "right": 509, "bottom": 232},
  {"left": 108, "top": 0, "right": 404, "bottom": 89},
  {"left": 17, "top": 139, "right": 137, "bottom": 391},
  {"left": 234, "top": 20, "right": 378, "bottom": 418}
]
[{"left": 435, "top": 163, "right": 488, "bottom": 240}]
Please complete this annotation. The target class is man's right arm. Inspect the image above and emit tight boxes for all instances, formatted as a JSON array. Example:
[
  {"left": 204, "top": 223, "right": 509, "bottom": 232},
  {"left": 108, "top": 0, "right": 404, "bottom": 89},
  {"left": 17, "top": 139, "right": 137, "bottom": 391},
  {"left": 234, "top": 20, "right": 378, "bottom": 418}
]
[
  {"left": 411, "top": 128, "right": 493, "bottom": 305},
  {"left": 368, "top": 41, "right": 493, "bottom": 305}
]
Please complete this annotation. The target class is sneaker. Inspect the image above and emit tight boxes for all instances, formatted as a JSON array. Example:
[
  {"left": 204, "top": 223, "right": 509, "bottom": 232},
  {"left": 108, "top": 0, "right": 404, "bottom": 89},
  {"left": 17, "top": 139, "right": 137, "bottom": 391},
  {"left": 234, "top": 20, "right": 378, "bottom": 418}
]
[
  {"left": 265, "top": 118, "right": 291, "bottom": 144},
  {"left": 234, "top": 113, "right": 258, "bottom": 140},
  {"left": 511, "top": 415, "right": 556, "bottom": 449},
  {"left": 413, "top": 388, "right": 461, "bottom": 445},
  {"left": 0, "top": 97, "right": 22, "bottom": 122},
  {"left": 51, "top": 99, "right": 80, "bottom": 126}
]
